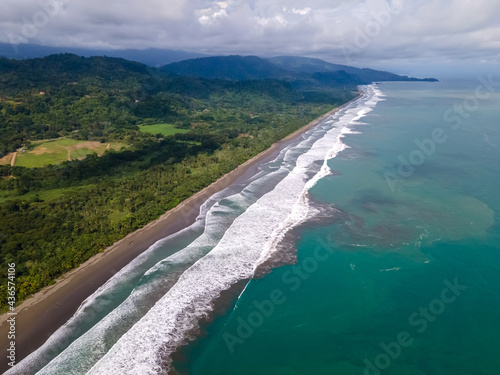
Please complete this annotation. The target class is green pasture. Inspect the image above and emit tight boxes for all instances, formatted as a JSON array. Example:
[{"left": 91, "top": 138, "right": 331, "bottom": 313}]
[
  {"left": 138, "top": 123, "right": 189, "bottom": 136},
  {"left": 13, "top": 139, "right": 126, "bottom": 168}
]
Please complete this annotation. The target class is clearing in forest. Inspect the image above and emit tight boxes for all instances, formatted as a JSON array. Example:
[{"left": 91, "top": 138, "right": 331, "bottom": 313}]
[
  {"left": 0, "top": 139, "right": 127, "bottom": 168},
  {"left": 138, "top": 123, "right": 189, "bottom": 137}
]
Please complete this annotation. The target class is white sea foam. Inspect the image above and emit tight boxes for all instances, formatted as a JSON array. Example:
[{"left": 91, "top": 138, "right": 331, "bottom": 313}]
[
  {"left": 29, "top": 161, "right": 306, "bottom": 374},
  {"left": 85, "top": 86, "right": 382, "bottom": 375},
  {"left": 88, "top": 161, "right": 331, "bottom": 373},
  {"left": 257, "top": 85, "right": 384, "bottom": 267}
]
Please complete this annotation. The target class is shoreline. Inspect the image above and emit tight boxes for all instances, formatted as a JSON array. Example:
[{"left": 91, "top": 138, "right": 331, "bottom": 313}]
[{"left": 0, "top": 94, "right": 361, "bottom": 370}]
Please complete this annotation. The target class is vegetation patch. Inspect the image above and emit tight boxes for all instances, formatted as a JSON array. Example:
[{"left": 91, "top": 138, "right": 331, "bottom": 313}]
[
  {"left": 2, "top": 139, "right": 127, "bottom": 168},
  {"left": 139, "top": 123, "right": 190, "bottom": 137}
]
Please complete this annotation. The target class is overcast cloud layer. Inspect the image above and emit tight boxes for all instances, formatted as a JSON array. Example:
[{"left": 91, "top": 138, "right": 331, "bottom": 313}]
[{"left": 1, "top": 0, "right": 499, "bottom": 73}]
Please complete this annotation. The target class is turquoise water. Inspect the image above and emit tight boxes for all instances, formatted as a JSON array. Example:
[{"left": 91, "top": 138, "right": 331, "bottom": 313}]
[
  {"left": 8, "top": 81, "right": 500, "bottom": 375},
  {"left": 183, "top": 80, "right": 500, "bottom": 375}
]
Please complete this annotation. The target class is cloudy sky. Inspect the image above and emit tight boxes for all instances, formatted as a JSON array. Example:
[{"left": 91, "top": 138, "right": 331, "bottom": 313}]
[{"left": 1, "top": 0, "right": 499, "bottom": 75}]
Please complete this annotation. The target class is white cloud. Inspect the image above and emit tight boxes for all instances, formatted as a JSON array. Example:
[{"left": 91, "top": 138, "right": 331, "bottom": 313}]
[
  {"left": 198, "top": 9, "right": 228, "bottom": 25},
  {"left": 198, "top": 1, "right": 229, "bottom": 25},
  {"left": 290, "top": 7, "right": 311, "bottom": 15}
]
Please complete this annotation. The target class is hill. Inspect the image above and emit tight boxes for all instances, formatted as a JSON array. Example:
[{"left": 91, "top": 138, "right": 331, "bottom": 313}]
[
  {"left": 0, "top": 53, "right": 151, "bottom": 94},
  {"left": 161, "top": 55, "right": 437, "bottom": 85},
  {"left": 161, "top": 55, "right": 291, "bottom": 81},
  {"left": 268, "top": 56, "right": 438, "bottom": 82}
]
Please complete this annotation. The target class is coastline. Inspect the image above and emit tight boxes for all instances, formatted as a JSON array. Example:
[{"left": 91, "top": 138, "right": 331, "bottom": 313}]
[{"left": 0, "top": 94, "right": 361, "bottom": 369}]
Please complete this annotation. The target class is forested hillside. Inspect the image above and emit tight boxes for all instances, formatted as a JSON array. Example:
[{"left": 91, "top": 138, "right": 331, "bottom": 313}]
[
  {"left": 267, "top": 56, "right": 439, "bottom": 82},
  {"left": 0, "top": 54, "right": 358, "bottom": 309},
  {"left": 161, "top": 55, "right": 438, "bottom": 83}
]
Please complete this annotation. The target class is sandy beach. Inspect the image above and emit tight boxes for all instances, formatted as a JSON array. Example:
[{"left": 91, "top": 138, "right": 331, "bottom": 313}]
[{"left": 0, "top": 97, "right": 359, "bottom": 371}]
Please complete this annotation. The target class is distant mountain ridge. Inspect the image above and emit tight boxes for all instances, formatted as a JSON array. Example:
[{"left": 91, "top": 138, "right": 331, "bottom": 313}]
[
  {"left": 0, "top": 43, "right": 206, "bottom": 66},
  {"left": 161, "top": 55, "right": 290, "bottom": 81},
  {"left": 161, "top": 55, "right": 438, "bottom": 84},
  {"left": 0, "top": 43, "right": 438, "bottom": 83},
  {"left": 268, "top": 56, "right": 438, "bottom": 83}
]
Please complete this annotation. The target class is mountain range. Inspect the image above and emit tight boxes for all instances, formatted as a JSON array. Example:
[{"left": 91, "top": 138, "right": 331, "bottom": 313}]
[
  {"left": 0, "top": 44, "right": 437, "bottom": 86},
  {"left": 161, "top": 55, "right": 438, "bottom": 86}
]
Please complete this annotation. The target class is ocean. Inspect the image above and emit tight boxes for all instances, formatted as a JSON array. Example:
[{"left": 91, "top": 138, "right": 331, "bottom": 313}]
[{"left": 8, "top": 79, "right": 500, "bottom": 375}]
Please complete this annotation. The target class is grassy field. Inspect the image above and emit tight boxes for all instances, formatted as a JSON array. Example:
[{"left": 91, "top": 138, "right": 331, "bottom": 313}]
[
  {"left": 138, "top": 123, "right": 189, "bottom": 136},
  {"left": 1, "top": 139, "right": 127, "bottom": 168}
]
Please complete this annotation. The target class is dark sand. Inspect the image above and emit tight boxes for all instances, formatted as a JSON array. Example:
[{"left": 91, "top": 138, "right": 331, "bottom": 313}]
[{"left": 0, "top": 98, "right": 359, "bottom": 372}]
